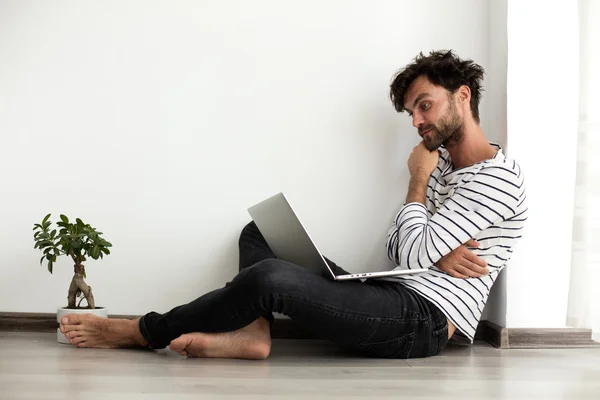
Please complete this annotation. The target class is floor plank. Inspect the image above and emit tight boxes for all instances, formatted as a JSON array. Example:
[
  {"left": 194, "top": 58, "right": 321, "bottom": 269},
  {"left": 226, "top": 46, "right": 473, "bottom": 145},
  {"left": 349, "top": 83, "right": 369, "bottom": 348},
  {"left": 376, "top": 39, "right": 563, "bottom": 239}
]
[{"left": 1, "top": 332, "right": 599, "bottom": 399}]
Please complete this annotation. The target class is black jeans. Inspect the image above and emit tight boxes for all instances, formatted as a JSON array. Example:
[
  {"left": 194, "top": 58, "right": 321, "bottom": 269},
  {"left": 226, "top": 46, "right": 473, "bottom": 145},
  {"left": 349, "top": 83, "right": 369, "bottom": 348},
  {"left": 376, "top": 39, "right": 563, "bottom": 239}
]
[{"left": 139, "top": 221, "right": 449, "bottom": 359}]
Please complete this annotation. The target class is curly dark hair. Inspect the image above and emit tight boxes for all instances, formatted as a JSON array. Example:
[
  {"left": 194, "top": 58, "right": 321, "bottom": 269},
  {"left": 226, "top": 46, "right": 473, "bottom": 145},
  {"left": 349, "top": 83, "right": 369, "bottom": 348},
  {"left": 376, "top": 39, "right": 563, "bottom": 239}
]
[{"left": 390, "top": 50, "right": 485, "bottom": 123}]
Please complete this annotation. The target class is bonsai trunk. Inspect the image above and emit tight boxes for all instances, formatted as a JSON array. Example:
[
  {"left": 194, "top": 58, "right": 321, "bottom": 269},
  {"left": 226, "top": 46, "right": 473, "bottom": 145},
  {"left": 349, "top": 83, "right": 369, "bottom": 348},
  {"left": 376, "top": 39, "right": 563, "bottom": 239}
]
[{"left": 67, "top": 262, "right": 95, "bottom": 309}]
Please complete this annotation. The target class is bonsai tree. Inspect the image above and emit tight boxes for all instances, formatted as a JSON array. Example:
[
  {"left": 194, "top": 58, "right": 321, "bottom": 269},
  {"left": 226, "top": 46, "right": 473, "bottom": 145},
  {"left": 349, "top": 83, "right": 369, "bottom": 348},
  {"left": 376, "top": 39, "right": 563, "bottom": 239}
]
[{"left": 33, "top": 214, "right": 112, "bottom": 309}]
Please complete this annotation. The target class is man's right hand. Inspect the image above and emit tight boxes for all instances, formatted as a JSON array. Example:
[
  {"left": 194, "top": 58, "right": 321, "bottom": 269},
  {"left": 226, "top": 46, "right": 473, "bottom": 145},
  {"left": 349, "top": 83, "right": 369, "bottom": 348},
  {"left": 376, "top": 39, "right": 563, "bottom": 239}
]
[{"left": 434, "top": 239, "right": 489, "bottom": 278}]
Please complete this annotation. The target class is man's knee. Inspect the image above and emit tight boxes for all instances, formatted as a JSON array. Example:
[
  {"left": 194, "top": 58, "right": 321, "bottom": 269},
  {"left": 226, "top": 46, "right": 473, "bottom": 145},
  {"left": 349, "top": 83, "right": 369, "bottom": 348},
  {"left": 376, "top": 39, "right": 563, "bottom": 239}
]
[
  {"left": 239, "top": 259, "right": 302, "bottom": 295},
  {"left": 239, "top": 221, "right": 260, "bottom": 242}
]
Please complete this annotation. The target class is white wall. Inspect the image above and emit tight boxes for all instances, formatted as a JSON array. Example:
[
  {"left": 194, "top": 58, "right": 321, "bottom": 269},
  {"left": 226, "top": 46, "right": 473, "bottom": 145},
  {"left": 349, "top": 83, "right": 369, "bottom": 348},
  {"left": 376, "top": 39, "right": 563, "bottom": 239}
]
[
  {"left": 480, "top": 0, "right": 508, "bottom": 327},
  {"left": 567, "top": 0, "right": 600, "bottom": 339},
  {"left": 504, "top": 0, "right": 579, "bottom": 327},
  {"left": 0, "top": 0, "right": 492, "bottom": 315}
]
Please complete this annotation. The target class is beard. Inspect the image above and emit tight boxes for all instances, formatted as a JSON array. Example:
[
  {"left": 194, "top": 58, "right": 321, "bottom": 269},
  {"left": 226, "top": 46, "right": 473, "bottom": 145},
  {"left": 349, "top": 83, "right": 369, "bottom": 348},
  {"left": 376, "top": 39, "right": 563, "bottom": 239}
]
[{"left": 419, "top": 97, "right": 464, "bottom": 151}]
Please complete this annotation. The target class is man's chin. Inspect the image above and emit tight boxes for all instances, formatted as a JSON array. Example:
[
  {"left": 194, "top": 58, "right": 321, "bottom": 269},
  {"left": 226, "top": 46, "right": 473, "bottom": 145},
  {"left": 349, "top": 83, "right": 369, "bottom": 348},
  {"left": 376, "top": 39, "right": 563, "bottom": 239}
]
[{"left": 423, "top": 139, "right": 441, "bottom": 152}]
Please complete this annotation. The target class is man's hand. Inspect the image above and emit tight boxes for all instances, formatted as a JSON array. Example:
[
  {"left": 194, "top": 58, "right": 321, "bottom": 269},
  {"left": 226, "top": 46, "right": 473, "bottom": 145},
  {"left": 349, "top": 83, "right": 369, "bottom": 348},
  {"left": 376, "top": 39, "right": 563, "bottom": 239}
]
[
  {"left": 435, "top": 239, "right": 489, "bottom": 278},
  {"left": 408, "top": 141, "right": 439, "bottom": 179},
  {"left": 405, "top": 141, "right": 440, "bottom": 204}
]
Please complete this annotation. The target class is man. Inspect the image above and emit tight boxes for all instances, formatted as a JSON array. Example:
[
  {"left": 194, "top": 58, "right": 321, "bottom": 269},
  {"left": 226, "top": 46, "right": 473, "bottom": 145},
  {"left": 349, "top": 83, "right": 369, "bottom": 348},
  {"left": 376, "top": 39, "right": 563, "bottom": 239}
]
[{"left": 60, "top": 50, "right": 527, "bottom": 359}]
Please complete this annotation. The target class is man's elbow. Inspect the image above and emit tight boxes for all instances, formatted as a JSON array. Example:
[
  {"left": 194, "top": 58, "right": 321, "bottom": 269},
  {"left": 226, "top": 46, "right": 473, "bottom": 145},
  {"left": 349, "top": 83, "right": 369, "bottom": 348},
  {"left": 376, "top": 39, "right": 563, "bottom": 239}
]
[{"left": 399, "top": 248, "right": 432, "bottom": 270}]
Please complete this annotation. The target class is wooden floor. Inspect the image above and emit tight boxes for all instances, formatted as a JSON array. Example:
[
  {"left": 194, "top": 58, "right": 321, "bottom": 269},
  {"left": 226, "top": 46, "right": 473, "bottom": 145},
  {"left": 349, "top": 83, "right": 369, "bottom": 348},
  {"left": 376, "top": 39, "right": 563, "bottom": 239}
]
[{"left": 1, "top": 332, "right": 599, "bottom": 399}]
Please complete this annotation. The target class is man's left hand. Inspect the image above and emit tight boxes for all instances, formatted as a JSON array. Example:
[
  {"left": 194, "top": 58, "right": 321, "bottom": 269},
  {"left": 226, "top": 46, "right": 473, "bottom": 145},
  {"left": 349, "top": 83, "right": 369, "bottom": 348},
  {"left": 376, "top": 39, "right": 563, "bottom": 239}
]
[
  {"left": 408, "top": 141, "right": 440, "bottom": 178},
  {"left": 435, "top": 239, "right": 489, "bottom": 278}
]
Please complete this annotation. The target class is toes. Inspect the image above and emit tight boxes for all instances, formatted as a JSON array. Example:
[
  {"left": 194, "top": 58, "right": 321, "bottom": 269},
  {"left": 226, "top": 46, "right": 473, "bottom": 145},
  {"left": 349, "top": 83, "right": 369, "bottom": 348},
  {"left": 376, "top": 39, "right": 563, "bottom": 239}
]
[
  {"left": 169, "top": 334, "right": 193, "bottom": 353},
  {"left": 62, "top": 313, "right": 98, "bottom": 325},
  {"left": 70, "top": 336, "right": 87, "bottom": 345},
  {"left": 61, "top": 315, "right": 83, "bottom": 325},
  {"left": 65, "top": 330, "right": 90, "bottom": 339},
  {"left": 60, "top": 324, "right": 81, "bottom": 334}
]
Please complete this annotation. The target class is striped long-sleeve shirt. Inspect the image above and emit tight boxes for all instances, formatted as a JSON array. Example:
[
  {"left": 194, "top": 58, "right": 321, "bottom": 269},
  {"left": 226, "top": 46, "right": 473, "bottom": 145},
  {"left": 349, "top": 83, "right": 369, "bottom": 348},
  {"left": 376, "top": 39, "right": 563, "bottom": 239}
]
[{"left": 385, "top": 143, "right": 527, "bottom": 342}]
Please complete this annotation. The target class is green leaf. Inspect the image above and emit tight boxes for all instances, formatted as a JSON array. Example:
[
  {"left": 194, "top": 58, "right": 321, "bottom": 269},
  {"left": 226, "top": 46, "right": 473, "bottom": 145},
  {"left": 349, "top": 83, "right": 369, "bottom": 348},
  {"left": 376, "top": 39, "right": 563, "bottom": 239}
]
[
  {"left": 42, "top": 221, "right": 51, "bottom": 230},
  {"left": 42, "top": 214, "right": 51, "bottom": 225},
  {"left": 92, "top": 245, "right": 99, "bottom": 259},
  {"left": 40, "top": 256, "right": 45, "bottom": 266},
  {"left": 47, "top": 260, "right": 53, "bottom": 274},
  {"left": 33, "top": 224, "right": 42, "bottom": 230},
  {"left": 60, "top": 215, "right": 69, "bottom": 224},
  {"left": 101, "top": 248, "right": 110, "bottom": 255},
  {"left": 38, "top": 240, "right": 53, "bottom": 248},
  {"left": 83, "top": 270, "right": 87, "bottom": 279}
]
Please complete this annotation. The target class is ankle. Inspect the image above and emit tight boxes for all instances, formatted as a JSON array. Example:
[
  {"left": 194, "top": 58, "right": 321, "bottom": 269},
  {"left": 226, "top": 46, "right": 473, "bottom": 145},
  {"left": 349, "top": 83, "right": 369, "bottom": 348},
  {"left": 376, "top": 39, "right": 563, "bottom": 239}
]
[
  {"left": 130, "top": 318, "right": 148, "bottom": 347},
  {"left": 255, "top": 318, "right": 271, "bottom": 335},
  {"left": 248, "top": 321, "right": 271, "bottom": 359}
]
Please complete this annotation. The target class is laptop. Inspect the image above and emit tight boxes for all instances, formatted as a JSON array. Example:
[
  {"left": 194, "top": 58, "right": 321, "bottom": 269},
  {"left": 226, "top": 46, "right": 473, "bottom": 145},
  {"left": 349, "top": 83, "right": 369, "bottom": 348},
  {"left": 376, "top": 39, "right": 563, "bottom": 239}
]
[{"left": 247, "top": 193, "right": 428, "bottom": 281}]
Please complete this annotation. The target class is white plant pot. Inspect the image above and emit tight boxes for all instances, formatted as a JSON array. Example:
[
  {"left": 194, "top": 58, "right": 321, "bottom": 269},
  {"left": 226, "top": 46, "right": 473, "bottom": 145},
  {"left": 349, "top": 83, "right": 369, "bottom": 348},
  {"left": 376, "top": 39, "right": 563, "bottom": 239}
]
[{"left": 56, "top": 307, "right": 108, "bottom": 344}]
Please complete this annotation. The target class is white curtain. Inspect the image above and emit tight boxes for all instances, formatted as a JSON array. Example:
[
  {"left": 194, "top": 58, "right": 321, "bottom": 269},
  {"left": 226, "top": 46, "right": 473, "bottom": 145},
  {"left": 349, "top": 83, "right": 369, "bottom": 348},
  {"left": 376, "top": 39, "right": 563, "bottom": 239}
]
[{"left": 568, "top": 0, "right": 600, "bottom": 342}]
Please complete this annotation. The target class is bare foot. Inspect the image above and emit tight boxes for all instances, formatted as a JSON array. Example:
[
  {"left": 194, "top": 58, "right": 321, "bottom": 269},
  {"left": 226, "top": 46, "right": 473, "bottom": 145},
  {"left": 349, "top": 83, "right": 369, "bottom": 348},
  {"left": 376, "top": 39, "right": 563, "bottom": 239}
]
[
  {"left": 169, "top": 318, "right": 271, "bottom": 360},
  {"left": 60, "top": 314, "right": 147, "bottom": 348}
]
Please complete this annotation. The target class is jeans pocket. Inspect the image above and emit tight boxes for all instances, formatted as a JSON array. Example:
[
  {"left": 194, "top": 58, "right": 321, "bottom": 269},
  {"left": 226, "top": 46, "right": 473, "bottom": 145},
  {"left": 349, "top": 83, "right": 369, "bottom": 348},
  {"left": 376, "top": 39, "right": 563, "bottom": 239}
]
[
  {"left": 430, "top": 324, "right": 449, "bottom": 356},
  {"left": 355, "top": 332, "right": 415, "bottom": 359}
]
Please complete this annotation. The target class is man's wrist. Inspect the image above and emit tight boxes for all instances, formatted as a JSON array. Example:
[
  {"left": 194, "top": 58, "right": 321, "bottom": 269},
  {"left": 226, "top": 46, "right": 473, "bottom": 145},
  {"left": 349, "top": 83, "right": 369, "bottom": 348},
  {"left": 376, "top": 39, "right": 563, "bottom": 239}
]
[
  {"left": 410, "top": 171, "right": 431, "bottom": 183},
  {"left": 406, "top": 173, "right": 429, "bottom": 205}
]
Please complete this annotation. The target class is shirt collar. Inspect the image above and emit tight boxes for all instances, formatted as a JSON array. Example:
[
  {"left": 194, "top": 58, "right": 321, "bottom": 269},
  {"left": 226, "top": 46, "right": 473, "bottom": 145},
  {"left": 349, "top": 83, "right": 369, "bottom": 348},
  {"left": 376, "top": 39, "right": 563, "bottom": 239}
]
[{"left": 441, "top": 142, "right": 504, "bottom": 177}]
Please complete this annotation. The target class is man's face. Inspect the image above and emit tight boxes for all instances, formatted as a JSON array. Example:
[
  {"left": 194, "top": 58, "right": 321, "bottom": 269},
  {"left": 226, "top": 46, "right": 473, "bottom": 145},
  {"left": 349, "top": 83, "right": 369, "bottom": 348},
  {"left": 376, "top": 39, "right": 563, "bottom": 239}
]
[{"left": 403, "top": 75, "right": 464, "bottom": 151}]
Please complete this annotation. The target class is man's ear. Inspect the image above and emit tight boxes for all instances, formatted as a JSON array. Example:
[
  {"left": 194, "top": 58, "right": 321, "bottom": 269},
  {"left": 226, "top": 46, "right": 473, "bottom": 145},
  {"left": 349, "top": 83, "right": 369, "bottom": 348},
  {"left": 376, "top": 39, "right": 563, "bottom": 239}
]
[{"left": 458, "top": 85, "right": 471, "bottom": 104}]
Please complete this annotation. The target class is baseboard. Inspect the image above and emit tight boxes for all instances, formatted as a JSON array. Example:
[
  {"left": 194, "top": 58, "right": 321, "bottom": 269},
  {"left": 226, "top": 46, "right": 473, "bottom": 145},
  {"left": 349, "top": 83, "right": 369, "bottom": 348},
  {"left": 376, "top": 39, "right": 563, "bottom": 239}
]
[
  {"left": 477, "top": 320, "right": 600, "bottom": 349},
  {"left": 0, "top": 312, "right": 58, "bottom": 333},
  {"left": 0, "top": 312, "right": 317, "bottom": 339},
  {"left": 2, "top": 312, "right": 597, "bottom": 348}
]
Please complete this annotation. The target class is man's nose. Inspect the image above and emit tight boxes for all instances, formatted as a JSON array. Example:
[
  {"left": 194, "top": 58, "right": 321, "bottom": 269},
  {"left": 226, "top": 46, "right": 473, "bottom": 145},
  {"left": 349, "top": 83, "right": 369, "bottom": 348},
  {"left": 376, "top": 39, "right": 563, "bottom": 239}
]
[{"left": 412, "top": 113, "right": 424, "bottom": 129}]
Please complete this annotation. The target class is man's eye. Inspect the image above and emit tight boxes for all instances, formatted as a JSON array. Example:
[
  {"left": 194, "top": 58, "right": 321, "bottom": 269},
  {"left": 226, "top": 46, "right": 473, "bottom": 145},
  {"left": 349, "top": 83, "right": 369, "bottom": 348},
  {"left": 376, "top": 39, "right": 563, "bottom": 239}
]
[{"left": 421, "top": 102, "right": 430, "bottom": 111}]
